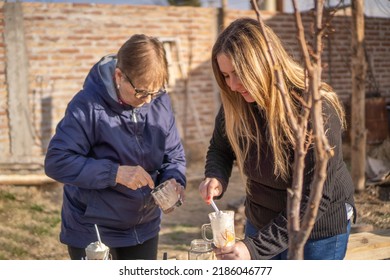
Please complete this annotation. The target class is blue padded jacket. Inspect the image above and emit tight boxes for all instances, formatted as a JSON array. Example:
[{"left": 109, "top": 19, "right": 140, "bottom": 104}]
[{"left": 45, "top": 55, "right": 186, "bottom": 248}]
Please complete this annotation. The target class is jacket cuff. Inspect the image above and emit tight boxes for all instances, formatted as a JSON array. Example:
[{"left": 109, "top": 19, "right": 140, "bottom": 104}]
[{"left": 108, "top": 163, "right": 120, "bottom": 186}]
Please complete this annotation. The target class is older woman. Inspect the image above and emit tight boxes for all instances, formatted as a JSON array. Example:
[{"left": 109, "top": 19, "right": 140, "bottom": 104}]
[{"left": 45, "top": 34, "right": 186, "bottom": 260}]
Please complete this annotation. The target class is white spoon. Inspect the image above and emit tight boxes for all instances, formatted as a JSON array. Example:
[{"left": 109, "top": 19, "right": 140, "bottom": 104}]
[
  {"left": 210, "top": 199, "right": 220, "bottom": 214},
  {"left": 94, "top": 224, "right": 102, "bottom": 244}
]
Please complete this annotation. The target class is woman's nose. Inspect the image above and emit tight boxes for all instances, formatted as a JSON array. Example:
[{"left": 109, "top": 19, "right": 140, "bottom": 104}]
[{"left": 228, "top": 75, "right": 241, "bottom": 92}]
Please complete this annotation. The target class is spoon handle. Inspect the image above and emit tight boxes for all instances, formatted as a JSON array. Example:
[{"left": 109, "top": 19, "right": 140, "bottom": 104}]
[
  {"left": 210, "top": 199, "right": 220, "bottom": 213},
  {"left": 94, "top": 224, "right": 102, "bottom": 244}
]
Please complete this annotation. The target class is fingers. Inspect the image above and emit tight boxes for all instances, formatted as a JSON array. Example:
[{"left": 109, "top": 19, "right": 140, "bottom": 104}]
[
  {"left": 214, "top": 245, "right": 235, "bottom": 260},
  {"left": 198, "top": 180, "right": 209, "bottom": 201},
  {"left": 198, "top": 178, "right": 223, "bottom": 204},
  {"left": 116, "top": 165, "right": 155, "bottom": 190},
  {"left": 129, "top": 166, "right": 149, "bottom": 189},
  {"left": 177, "top": 184, "right": 185, "bottom": 202},
  {"left": 216, "top": 252, "right": 235, "bottom": 260},
  {"left": 214, "top": 242, "right": 251, "bottom": 260},
  {"left": 138, "top": 169, "right": 155, "bottom": 188},
  {"left": 168, "top": 178, "right": 185, "bottom": 202}
]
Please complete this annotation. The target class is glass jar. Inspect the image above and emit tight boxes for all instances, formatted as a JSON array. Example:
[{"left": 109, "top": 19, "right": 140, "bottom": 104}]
[{"left": 188, "top": 239, "right": 215, "bottom": 260}]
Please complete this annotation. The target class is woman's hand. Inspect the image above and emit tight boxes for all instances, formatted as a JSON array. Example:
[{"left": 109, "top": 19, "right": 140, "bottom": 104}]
[
  {"left": 168, "top": 178, "right": 186, "bottom": 203},
  {"left": 198, "top": 177, "right": 223, "bottom": 204},
  {"left": 116, "top": 165, "right": 155, "bottom": 190},
  {"left": 214, "top": 241, "right": 251, "bottom": 260}
]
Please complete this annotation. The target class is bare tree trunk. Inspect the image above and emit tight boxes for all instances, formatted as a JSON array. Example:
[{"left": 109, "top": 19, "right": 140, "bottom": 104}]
[
  {"left": 350, "top": 0, "right": 366, "bottom": 193},
  {"left": 250, "top": 0, "right": 333, "bottom": 259},
  {"left": 288, "top": 0, "right": 334, "bottom": 260}
]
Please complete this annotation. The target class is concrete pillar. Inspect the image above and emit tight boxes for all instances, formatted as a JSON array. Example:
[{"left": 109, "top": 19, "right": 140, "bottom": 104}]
[{"left": 4, "top": 2, "right": 34, "bottom": 158}]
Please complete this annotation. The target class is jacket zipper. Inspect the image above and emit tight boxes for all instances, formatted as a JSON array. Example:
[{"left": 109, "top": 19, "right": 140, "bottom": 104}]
[
  {"left": 132, "top": 109, "right": 138, "bottom": 123},
  {"left": 132, "top": 108, "right": 147, "bottom": 227}
]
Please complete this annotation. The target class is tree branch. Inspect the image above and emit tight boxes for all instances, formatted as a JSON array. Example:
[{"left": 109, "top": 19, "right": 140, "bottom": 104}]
[{"left": 250, "top": 0, "right": 334, "bottom": 259}]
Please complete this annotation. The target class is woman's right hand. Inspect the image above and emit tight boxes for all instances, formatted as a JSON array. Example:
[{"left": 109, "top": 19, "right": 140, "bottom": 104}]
[
  {"left": 198, "top": 177, "right": 223, "bottom": 204},
  {"left": 214, "top": 241, "right": 251, "bottom": 260},
  {"left": 115, "top": 165, "right": 155, "bottom": 190}
]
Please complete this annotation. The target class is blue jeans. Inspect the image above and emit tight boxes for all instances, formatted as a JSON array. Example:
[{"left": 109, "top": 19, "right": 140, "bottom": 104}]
[{"left": 245, "top": 220, "right": 351, "bottom": 260}]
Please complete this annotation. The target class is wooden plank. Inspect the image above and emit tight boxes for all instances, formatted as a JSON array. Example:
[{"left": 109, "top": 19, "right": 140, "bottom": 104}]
[
  {"left": 0, "top": 174, "right": 55, "bottom": 185},
  {"left": 345, "top": 229, "right": 390, "bottom": 260}
]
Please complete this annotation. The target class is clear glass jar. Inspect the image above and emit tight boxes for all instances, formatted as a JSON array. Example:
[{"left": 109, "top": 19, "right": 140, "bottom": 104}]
[{"left": 188, "top": 239, "right": 215, "bottom": 260}]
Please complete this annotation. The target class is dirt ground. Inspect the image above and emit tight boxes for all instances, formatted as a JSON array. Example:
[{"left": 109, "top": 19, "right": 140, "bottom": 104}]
[{"left": 0, "top": 161, "right": 389, "bottom": 260}]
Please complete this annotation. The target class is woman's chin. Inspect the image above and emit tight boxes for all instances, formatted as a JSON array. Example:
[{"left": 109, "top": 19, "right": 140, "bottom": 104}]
[{"left": 242, "top": 94, "right": 256, "bottom": 103}]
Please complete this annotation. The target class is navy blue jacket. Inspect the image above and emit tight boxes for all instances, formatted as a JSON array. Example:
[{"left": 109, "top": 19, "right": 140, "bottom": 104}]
[{"left": 44, "top": 55, "right": 186, "bottom": 248}]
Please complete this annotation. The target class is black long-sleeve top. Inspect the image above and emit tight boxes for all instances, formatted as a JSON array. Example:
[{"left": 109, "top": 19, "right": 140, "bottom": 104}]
[{"left": 205, "top": 101, "right": 355, "bottom": 259}]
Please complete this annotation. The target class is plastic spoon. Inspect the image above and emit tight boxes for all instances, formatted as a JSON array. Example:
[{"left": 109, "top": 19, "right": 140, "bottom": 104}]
[
  {"left": 210, "top": 199, "right": 220, "bottom": 214},
  {"left": 94, "top": 224, "right": 102, "bottom": 244}
]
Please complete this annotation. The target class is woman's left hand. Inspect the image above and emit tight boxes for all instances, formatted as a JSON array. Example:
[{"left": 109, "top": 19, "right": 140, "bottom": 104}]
[
  {"left": 169, "top": 178, "right": 185, "bottom": 203},
  {"left": 214, "top": 241, "right": 251, "bottom": 260}
]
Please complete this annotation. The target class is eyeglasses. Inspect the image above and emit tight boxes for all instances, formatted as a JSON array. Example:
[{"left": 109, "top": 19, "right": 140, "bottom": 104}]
[{"left": 119, "top": 68, "right": 166, "bottom": 99}]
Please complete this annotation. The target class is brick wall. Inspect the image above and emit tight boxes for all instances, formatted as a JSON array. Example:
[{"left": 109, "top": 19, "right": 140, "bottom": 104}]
[
  {"left": 0, "top": 3, "right": 389, "bottom": 167},
  {"left": 226, "top": 9, "right": 390, "bottom": 100}
]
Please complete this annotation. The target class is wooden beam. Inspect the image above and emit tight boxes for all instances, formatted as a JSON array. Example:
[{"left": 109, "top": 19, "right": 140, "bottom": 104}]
[{"left": 0, "top": 174, "right": 55, "bottom": 185}]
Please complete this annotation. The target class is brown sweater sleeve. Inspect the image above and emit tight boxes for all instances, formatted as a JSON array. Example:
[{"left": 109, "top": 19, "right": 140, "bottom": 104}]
[{"left": 204, "top": 106, "right": 236, "bottom": 197}]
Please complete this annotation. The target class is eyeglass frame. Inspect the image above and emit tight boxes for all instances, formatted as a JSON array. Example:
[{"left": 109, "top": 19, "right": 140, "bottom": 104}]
[{"left": 118, "top": 67, "right": 167, "bottom": 99}]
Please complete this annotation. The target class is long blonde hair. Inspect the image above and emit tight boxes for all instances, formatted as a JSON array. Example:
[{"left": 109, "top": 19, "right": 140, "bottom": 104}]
[{"left": 211, "top": 17, "right": 345, "bottom": 180}]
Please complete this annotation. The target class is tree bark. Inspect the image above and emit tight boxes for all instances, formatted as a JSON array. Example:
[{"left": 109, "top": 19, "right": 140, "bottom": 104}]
[
  {"left": 251, "top": 0, "right": 332, "bottom": 259},
  {"left": 350, "top": 0, "right": 366, "bottom": 193}
]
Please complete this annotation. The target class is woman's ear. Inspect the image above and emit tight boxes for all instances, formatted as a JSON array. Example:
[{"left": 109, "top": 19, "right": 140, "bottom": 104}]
[{"left": 114, "top": 68, "right": 122, "bottom": 85}]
